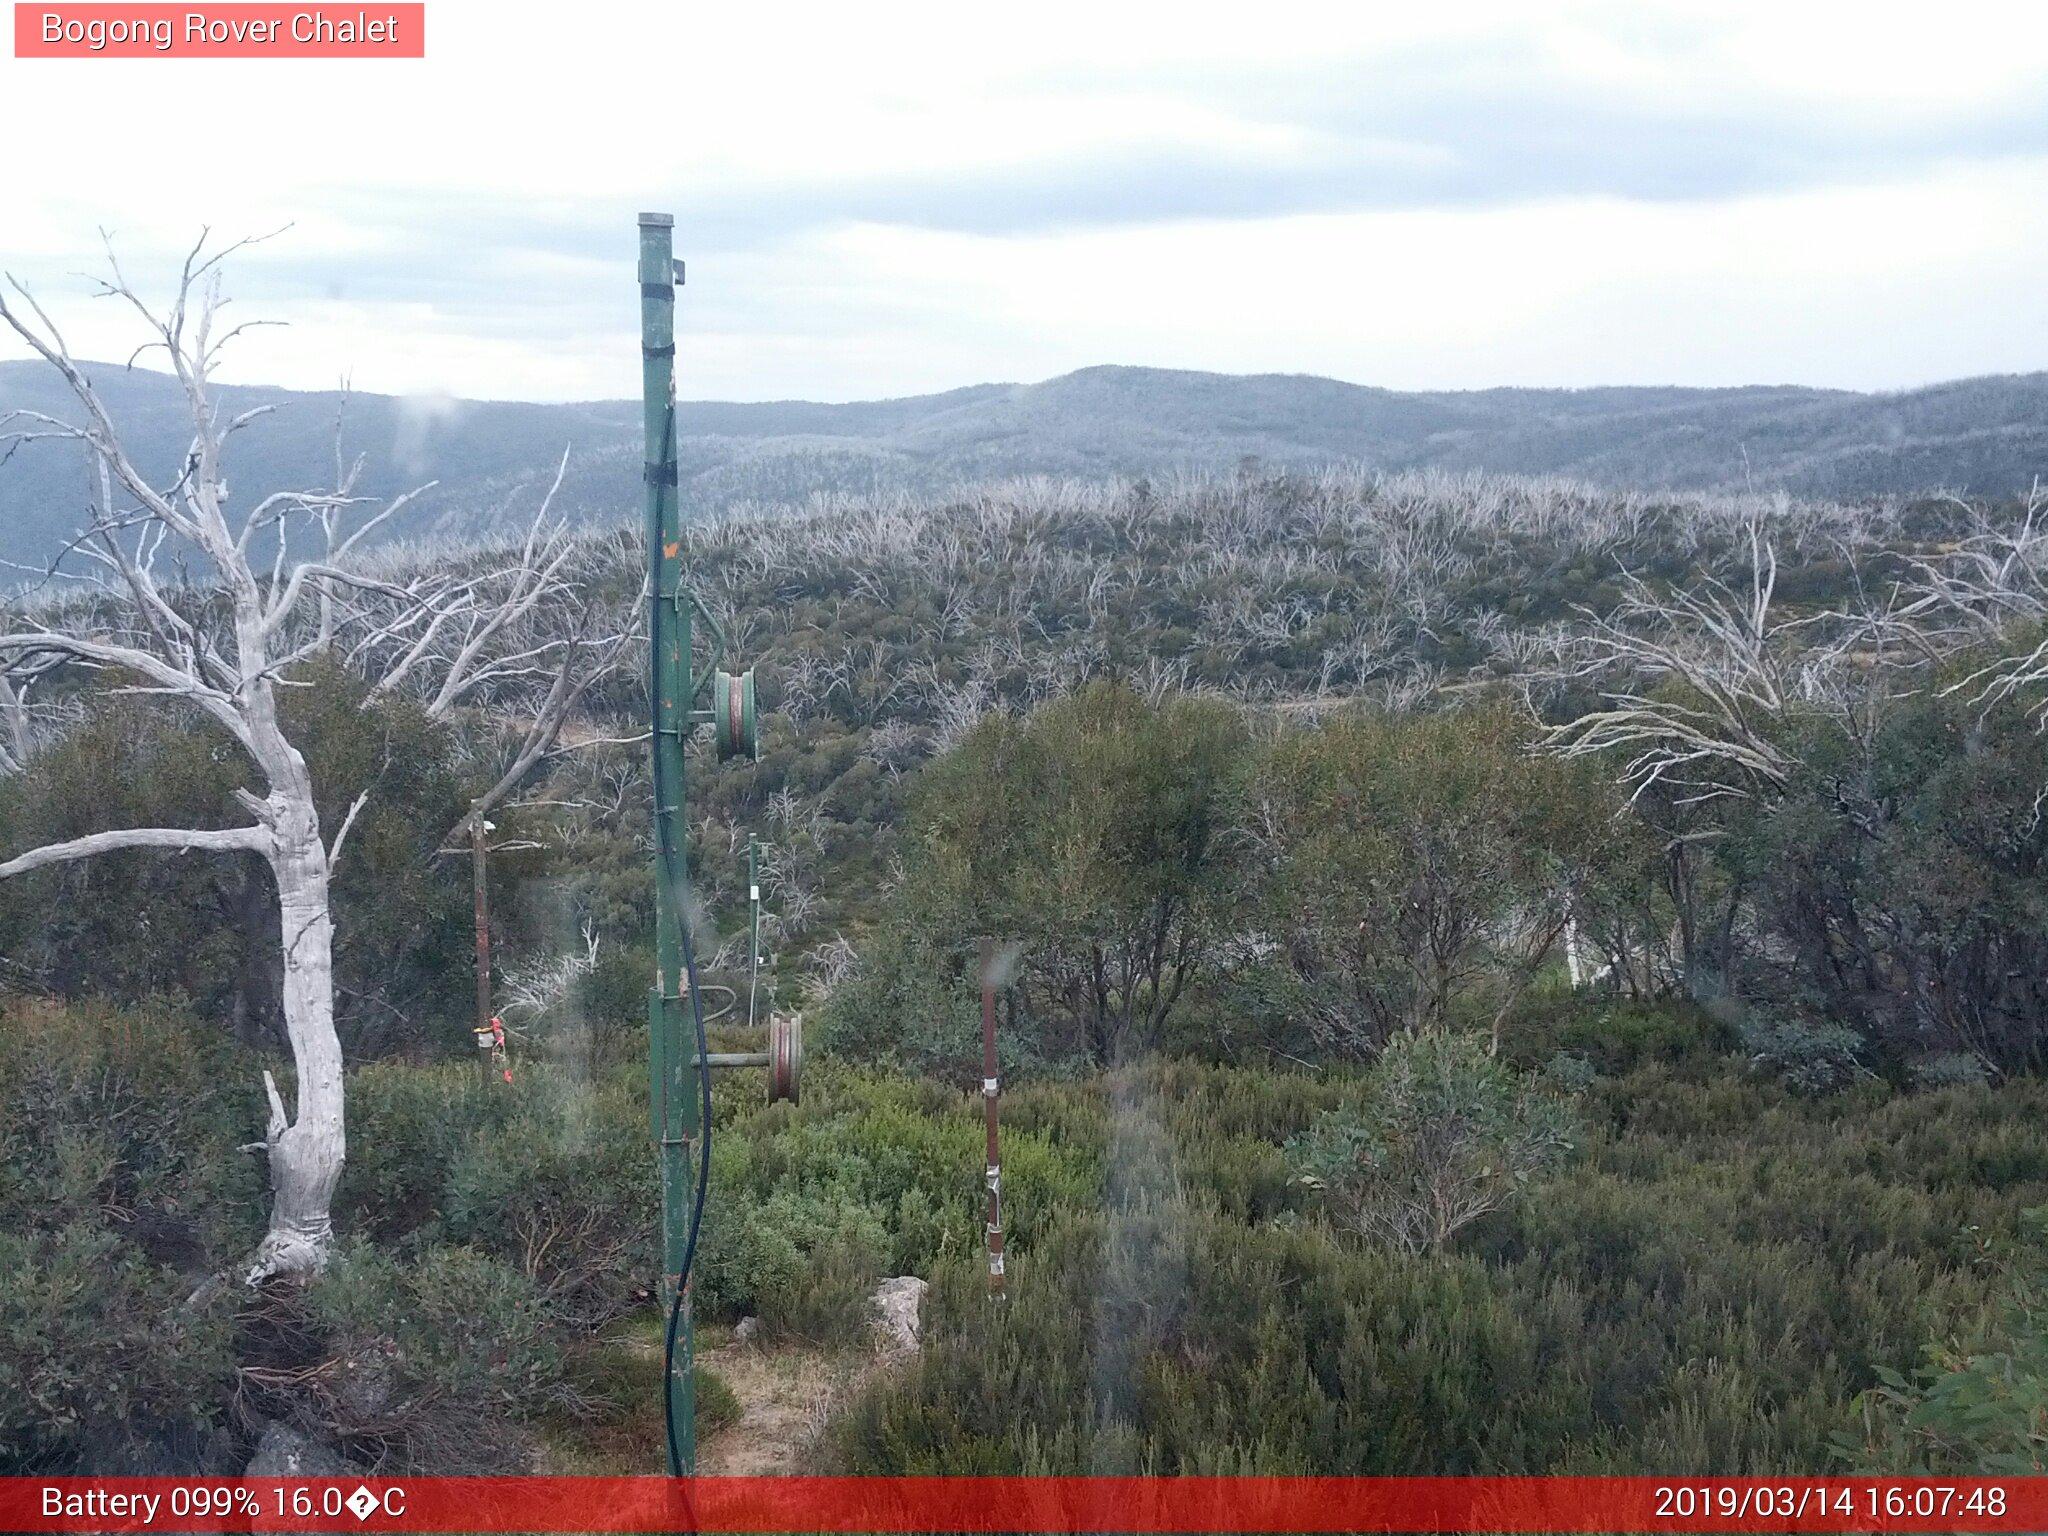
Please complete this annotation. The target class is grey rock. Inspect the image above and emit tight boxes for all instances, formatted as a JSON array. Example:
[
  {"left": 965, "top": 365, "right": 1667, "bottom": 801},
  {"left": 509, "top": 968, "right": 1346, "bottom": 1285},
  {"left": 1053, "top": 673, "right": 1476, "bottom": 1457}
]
[
  {"left": 245, "top": 1420, "right": 357, "bottom": 1478},
  {"left": 871, "top": 1276, "right": 926, "bottom": 1353}
]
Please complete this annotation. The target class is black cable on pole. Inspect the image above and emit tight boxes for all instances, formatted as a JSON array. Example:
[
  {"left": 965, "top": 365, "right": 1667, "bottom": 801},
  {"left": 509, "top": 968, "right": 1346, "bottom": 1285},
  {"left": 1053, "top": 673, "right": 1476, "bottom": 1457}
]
[
  {"left": 661, "top": 862, "right": 711, "bottom": 1477},
  {"left": 651, "top": 402, "right": 712, "bottom": 1478}
]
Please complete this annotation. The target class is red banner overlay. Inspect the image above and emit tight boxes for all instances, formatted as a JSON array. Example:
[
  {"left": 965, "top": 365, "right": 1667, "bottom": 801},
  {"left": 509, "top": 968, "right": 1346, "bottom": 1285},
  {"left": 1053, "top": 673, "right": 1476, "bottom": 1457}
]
[
  {"left": 13, "top": 3, "right": 423, "bottom": 56},
  {"left": 2, "top": 1477, "right": 2043, "bottom": 1533}
]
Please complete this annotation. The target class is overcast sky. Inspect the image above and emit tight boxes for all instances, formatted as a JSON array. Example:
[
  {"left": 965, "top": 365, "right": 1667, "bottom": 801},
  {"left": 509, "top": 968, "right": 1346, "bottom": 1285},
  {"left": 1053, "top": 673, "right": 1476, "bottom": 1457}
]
[{"left": 5, "top": 1, "right": 2048, "bottom": 403}]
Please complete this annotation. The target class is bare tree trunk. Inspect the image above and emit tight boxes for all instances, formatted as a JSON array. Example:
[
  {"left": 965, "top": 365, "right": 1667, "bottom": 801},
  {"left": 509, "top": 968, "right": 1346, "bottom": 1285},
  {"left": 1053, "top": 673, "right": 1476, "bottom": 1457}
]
[{"left": 246, "top": 820, "right": 346, "bottom": 1282}]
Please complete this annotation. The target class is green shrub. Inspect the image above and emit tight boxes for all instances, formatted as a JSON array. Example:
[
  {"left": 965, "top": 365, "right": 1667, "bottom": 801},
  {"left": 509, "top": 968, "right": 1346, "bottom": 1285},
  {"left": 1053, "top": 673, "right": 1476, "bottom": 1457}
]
[
  {"left": 337, "top": 1060, "right": 498, "bottom": 1243},
  {"left": 1288, "top": 1032, "right": 1578, "bottom": 1255},
  {"left": 1544, "top": 1051, "right": 1599, "bottom": 1094},
  {"left": 572, "top": 939, "right": 655, "bottom": 1059},
  {"left": 1911, "top": 1053, "right": 1994, "bottom": 1090},
  {"left": 696, "top": 1364, "right": 743, "bottom": 1436},
  {"left": 298, "top": 1241, "right": 579, "bottom": 1471},
  {"left": 832, "top": 1060, "right": 2048, "bottom": 1476},
  {"left": 1836, "top": 1208, "right": 2048, "bottom": 1473},
  {"left": 0, "top": 998, "right": 257, "bottom": 1472},
  {"left": 1531, "top": 998, "right": 1736, "bottom": 1075},
  {"left": 696, "top": 1188, "right": 891, "bottom": 1341},
  {"left": 1741, "top": 1012, "right": 1867, "bottom": 1096},
  {"left": 758, "top": 1218, "right": 890, "bottom": 1347},
  {"left": 0, "top": 1222, "right": 239, "bottom": 1473},
  {"left": 441, "top": 1069, "right": 656, "bottom": 1328},
  {"left": 341, "top": 1061, "right": 657, "bottom": 1327}
]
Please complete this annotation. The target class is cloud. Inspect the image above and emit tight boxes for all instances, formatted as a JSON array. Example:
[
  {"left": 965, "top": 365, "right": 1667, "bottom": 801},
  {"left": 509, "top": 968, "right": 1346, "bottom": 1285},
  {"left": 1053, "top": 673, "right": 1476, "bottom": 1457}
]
[{"left": 8, "top": 3, "right": 2048, "bottom": 401}]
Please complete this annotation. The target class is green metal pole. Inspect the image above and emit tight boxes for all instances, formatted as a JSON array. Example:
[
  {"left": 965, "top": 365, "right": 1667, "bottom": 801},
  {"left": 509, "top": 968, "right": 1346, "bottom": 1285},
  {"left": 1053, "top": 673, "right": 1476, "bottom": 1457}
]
[{"left": 639, "top": 210, "right": 697, "bottom": 1475}]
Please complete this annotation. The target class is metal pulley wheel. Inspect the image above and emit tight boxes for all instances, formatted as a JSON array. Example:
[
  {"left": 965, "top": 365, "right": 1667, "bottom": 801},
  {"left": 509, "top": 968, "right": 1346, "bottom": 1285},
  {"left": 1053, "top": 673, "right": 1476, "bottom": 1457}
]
[
  {"left": 713, "top": 667, "right": 758, "bottom": 761},
  {"left": 767, "top": 1013, "right": 802, "bottom": 1104}
]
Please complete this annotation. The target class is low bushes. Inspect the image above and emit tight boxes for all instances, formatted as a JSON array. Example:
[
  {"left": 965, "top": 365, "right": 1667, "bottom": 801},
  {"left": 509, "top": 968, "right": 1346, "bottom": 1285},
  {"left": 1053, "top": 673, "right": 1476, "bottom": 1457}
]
[
  {"left": 0, "top": 999, "right": 258, "bottom": 1473},
  {"left": 16, "top": 986, "right": 2048, "bottom": 1478},
  {"left": 694, "top": 1064, "right": 1094, "bottom": 1341},
  {"left": 341, "top": 1059, "right": 658, "bottom": 1328},
  {"left": 292, "top": 1242, "right": 581, "bottom": 1472},
  {"left": 695, "top": 1364, "right": 743, "bottom": 1436},
  {"left": 829, "top": 1054, "right": 2048, "bottom": 1476},
  {"left": 1834, "top": 1207, "right": 2048, "bottom": 1474}
]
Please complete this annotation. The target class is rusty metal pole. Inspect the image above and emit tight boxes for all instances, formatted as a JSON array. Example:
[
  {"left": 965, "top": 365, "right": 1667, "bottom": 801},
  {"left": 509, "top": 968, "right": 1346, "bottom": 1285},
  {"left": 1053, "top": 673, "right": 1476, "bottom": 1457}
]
[
  {"left": 980, "top": 936, "right": 1005, "bottom": 1297},
  {"left": 470, "top": 805, "right": 493, "bottom": 1088}
]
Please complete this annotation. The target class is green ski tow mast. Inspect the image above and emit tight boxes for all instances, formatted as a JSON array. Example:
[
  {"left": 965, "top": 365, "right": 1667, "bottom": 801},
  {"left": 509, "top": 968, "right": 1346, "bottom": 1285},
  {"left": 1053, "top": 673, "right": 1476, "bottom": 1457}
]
[{"left": 638, "top": 212, "right": 788, "bottom": 1478}]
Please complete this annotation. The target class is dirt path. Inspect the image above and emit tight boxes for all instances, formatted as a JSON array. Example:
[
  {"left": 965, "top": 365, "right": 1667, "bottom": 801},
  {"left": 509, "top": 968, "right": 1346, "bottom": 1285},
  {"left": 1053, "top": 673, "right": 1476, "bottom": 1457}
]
[
  {"left": 553, "top": 1285, "right": 924, "bottom": 1475},
  {"left": 696, "top": 1338, "right": 873, "bottom": 1475}
]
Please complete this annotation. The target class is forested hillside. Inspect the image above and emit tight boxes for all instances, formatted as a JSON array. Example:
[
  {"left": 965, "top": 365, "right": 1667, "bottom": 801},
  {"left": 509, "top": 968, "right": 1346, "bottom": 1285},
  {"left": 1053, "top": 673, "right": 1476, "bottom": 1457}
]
[
  {"left": 8, "top": 357, "right": 2048, "bottom": 575},
  {"left": 7, "top": 466, "right": 2048, "bottom": 1478}
]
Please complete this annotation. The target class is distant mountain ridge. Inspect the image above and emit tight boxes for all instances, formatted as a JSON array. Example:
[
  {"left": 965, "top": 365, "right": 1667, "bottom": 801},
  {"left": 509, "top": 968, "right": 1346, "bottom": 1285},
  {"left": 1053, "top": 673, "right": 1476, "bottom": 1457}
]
[{"left": 3, "top": 360, "right": 2045, "bottom": 573}]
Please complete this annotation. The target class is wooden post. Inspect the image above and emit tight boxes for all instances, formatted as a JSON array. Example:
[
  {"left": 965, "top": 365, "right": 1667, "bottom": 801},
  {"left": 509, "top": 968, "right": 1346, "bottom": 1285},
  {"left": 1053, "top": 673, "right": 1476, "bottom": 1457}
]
[
  {"left": 980, "top": 935, "right": 1005, "bottom": 1297},
  {"left": 470, "top": 806, "right": 493, "bottom": 1088},
  {"left": 748, "top": 835, "right": 761, "bottom": 1029}
]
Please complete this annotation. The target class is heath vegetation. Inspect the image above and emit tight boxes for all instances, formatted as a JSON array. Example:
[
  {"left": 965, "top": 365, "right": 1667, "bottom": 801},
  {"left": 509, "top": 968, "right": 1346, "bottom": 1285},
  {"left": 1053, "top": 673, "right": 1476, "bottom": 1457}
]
[{"left": 9, "top": 345, "right": 2048, "bottom": 1472}]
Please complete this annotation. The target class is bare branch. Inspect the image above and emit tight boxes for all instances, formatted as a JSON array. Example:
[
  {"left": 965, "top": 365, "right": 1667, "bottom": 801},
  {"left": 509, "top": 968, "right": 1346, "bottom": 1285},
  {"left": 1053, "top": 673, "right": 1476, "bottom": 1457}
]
[
  {"left": 326, "top": 785, "right": 374, "bottom": 872},
  {"left": 0, "top": 823, "right": 269, "bottom": 879},
  {"left": 1531, "top": 512, "right": 1817, "bottom": 802},
  {"left": 0, "top": 630, "right": 249, "bottom": 745}
]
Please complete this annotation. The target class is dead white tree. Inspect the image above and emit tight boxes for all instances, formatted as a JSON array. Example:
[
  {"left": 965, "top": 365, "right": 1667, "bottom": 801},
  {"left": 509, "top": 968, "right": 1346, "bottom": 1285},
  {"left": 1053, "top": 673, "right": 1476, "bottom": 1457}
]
[
  {"left": 1527, "top": 513, "right": 1912, "bottom": 997},
  {"left": 0, "top": 235, "right": 624, "bottom": 1281},
  {"left": 0, "top": 650, "right": 64, "bottom": 772},
  {"left": 368, "top": 468, "right": 636, "bottom": 844},
  {"left": 1535, "top": 517, "right": 1807, "bottom": 805},
  {"left": 1899, "top": 486, "right": 2048, "bottom": 722}
]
